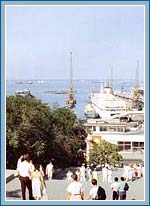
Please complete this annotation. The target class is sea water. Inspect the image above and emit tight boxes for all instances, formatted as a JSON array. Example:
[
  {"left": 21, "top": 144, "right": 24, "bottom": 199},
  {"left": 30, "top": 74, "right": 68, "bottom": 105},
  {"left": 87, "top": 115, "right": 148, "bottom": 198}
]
[{"left": 6, "top": 79, "right": 140, "bottom": 119}]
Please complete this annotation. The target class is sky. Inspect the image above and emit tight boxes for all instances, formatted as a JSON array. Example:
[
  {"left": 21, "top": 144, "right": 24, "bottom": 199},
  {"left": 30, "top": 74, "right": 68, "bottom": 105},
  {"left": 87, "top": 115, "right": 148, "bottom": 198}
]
[{"left": 5, "top": 4, "right": 145, "bottom": 81}]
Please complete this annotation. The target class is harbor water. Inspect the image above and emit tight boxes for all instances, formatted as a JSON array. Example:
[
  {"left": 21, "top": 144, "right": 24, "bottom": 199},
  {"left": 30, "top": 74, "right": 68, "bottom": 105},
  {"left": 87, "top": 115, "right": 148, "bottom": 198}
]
[{"left": 6, "top": 79, "right": 142, "bottom": 119}]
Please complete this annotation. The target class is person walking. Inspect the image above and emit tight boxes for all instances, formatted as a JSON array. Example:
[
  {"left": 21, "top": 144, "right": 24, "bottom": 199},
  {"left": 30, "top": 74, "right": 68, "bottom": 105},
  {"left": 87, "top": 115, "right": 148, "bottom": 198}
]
[
  {"left": 107, "top": 167, "right": 113, "bottom": 183},
  {"left": 118, "top": 177, "right": 128, "bottom": 200},
  {"left": 102, "top": 166, "right": 108, "bottom": 182},
  {"left": 39, "top": 164, "right": 45, "bottom": 177},
  {"left": 30, "top": 164, "right": 45, "bottom": 200},
  {"left": 87, "top": 179, "right": 99, "bottom": 200},
  {"left": 46, "top": 161, "right": 54, "bottom": 180},
  {"left": 86, "top": 166, "right": 92, "bottom": 182},
  {"left": 66, "top": 170, "right": 73, "bottom": 181},
  {"left": 79, "top": 163, "right": 86, "bottom": 182},
  {"left": 110, "top": 177, "right": 120, "bottom": 200},
  {"left": 17, "top": 154, "right": 34, "bottom": 200},
  {"left": 92, "top": 168, "right": 98, "bottom": 181},
  {"left": 29, "top": 160, "right": 35, "bottom": 173},
  {"left": 67, "top": 174, "right": 84, "bottom": 200},
  {"left": 87, "top": 179, "right": 106, "bottom": 200}
]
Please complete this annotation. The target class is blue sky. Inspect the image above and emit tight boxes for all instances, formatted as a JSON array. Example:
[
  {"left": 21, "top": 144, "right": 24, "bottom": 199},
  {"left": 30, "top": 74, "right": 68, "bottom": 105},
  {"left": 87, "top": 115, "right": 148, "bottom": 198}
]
[{"left": 6, "top": 4, "right": 144, "bottom": 80}]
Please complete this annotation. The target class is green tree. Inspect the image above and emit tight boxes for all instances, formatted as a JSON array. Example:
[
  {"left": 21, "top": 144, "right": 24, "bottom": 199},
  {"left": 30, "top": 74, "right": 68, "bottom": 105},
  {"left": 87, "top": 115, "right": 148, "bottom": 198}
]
[
  {"left": 89, "top": 140, "right": 123, "bottom": 166},
  {"left": 6, "top": 96, "right": 54, "bottom": 168},
  {"left": 48, "top": 107, "right": 86, "bottom": 167},
  {"left": 6, "top": 96, "right": 86, "bottom": 169}
]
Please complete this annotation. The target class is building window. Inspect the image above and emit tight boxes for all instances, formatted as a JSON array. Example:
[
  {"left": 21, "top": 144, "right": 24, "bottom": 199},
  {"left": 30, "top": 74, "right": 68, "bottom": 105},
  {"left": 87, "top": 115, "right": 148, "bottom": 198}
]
[
  {"left": 93, "top": 126, "right": 96, "bottom": 131},
  {"left": 117, "top": 141, "right": 131, "bottom": 151},
  {"left": 100, "top": 126, "right": 107, "bottom": 131},
  {"left": 132, "top": 141, "right": 144, "bottom": 151}
]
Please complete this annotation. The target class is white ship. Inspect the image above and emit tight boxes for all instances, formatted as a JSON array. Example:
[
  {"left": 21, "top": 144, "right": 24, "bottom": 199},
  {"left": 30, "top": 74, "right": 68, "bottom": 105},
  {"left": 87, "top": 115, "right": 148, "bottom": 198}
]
[{"left": 89, "top": 85, "right": 127, "bottom": 120}]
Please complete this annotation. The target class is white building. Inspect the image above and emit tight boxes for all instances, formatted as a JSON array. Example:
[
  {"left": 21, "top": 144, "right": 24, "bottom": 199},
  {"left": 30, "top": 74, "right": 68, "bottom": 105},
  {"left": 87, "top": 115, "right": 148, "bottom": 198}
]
[{"left": 84, "top": 119, "right": 144, "bottom": 162}]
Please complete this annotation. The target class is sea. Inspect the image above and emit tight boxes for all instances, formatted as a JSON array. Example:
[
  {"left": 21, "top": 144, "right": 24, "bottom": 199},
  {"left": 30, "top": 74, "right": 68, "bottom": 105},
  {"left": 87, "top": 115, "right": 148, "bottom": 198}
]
[{"left": 6, "top": 79, "right": 143, "bottom": 119}]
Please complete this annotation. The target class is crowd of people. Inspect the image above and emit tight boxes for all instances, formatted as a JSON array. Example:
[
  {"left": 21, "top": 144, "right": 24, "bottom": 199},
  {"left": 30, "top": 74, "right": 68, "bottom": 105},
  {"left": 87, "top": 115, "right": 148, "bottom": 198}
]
[
  {"left": 16, "top": 154, "right": 144, "bottom": 201},
  {"left": 66, "top": 162, "right": 144, "bottom": 201}
]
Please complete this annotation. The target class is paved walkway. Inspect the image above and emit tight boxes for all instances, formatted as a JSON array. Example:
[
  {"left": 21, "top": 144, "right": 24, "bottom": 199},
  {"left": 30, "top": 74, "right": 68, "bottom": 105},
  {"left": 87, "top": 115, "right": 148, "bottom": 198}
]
[{"left": 6, "top": 168, "right": 144, "bottom": 201}]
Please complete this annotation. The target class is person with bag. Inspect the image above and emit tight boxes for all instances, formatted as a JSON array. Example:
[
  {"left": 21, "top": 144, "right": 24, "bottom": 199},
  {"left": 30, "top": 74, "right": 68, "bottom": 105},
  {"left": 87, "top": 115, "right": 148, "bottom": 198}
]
[
  {"left": 87, "top": 179, "right": 106, "bottom": 200},
  {"left": 118, "top": 177, "right": 129, "bottom": 200}
]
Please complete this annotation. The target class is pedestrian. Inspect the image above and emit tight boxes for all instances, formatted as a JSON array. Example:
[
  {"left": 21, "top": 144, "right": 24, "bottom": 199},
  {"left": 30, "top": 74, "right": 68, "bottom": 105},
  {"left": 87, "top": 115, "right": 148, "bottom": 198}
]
[
  {"left": 66, "top": 174, "right": 84, "bottom": 200},
  {"left": 29, "top": 160, "right": 35, "bottom": 173},
  {"left": 17, "top": 154, "right": 34, "bottom": 200},
  {"left": 110, "top": 177, "right": 120, "bottom": 200},
  {"left": 39, "top": 164, "right": 45, "bottom": 177},
  {"left": 30, "top": 164, "right": 45, "bottom": 200},
  {"left": 86, "top": 166, "right": 92, "bottom": 182},
  {"left": 46, "top": 161, "right": 54, "bottom": 180},
  {"left": 92, "top": 168, "right": 98, "bottom": 181},
  {"left": 87, "top": 179, "right": 106, "bottom": 200},
  {"left": 118, "top": 177, "right": 128, "bottom": 200},
  {"left": 107, "top": 167, "right": 113, "bottom": 183},
  {"left": 75, "top": 169, "right": 80, "bottom": 181},
  {"left": 142, "top": 164, "right": 144, "bottom": 177},
  {"left": 137, "top": 164, "right": 142, "bottom": 178},
  {"left": 16, "top": 155, "right": 24, "bottom": 172},
  {"left": 66, "top": 170, "right": 73, "bottom": 181},
  {"left": 102, "top": 166, "right": 108, "bottom": 182},
  {"left": 87, "top": 179, "right": 99, "bottom": 200},
  {"left": 79, "top": 163, "right": 86, "bottom": 182}
]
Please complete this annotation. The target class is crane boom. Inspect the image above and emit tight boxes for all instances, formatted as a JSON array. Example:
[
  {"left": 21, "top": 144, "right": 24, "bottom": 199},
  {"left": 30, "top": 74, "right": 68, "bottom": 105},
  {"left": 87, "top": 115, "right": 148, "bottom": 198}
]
[{"left": 66, "top": 52, "right": 76, "bottom": 109}]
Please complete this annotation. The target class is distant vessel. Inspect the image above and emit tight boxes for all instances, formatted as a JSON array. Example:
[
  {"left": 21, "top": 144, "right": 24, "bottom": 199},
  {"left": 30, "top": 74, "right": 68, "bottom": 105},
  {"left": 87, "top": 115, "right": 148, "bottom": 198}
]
[
  {"left": 26, "top": 81, "right": 33, "bottom": 84},
  {"left": 16, "top": 80, "right": 24, "bottom": 84},
  {"left": 44, "top": 90, "right": 68, "bottom": 94},
  {"left": 37, "top": 80, "right": 45, "bottom": 83},
  {"left": 15, "top": 89, "right": 34, "bottom": 98},
  {"left": 84, "top": 103, "right": 99, "bottom": 119},
  {"left": 89, "top": 83, "right": 127, "bottom": 120}
]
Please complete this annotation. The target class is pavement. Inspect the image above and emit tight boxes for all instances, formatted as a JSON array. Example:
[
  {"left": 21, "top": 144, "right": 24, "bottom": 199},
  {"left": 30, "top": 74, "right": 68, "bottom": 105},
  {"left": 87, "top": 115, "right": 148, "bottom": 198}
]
[{"left": 5, "top": 168, "right": 144, "bottom": 201}]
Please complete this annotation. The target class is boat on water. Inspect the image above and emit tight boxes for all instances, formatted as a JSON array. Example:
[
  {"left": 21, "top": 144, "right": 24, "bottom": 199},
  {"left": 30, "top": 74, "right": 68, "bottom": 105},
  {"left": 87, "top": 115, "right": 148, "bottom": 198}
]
[
  {"left": 37, "top": 80, "right": 45, "bottom": 83},
  {"left": 84, "top": 103, "right": 99, "bottom": 119},
  {"left": 88, "top": 84, "right": 127, "bottom": 120},
  {"left": 15, "top": 89, "right": 34, "bottom": 98}
]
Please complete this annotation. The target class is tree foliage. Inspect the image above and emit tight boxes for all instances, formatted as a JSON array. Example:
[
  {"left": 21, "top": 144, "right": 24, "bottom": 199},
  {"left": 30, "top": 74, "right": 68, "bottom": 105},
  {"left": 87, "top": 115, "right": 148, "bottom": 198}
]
[
  {"left": 88, "top": 140, "right": 123, "bottom": 166},
  {"left": 6, "top": 96, "right": 86, "bottom": 169}
]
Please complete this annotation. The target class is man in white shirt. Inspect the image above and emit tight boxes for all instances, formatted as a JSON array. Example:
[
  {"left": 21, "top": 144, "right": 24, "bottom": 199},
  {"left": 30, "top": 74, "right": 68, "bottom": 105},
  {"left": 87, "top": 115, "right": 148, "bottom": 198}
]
[
  {"left": 87, "top": 179, "right": 99, "bottom": 200},
  {"left": 110, "top": 177, "right": 120, "bottom": 200},
  {"left": 102, "top": 166, "right": 108, "bottom": 182},
  {"left": 79, "top": 163, "right": 86, "bottom": 182},
  {"left": 17, "top": 154, "right": 34, "bottom": 200},
  {"left": 46, "top": 161, "right": 54, "bottom": 180}
]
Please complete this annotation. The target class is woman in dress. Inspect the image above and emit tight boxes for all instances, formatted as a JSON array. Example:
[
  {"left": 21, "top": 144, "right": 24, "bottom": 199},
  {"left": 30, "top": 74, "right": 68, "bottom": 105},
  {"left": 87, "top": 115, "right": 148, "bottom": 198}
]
[
  {"left": 67, "top": 174, "right": 84, "bottom": 200},
  {"left": 30, "top": 164, "right": 45, "bottom": 200}
]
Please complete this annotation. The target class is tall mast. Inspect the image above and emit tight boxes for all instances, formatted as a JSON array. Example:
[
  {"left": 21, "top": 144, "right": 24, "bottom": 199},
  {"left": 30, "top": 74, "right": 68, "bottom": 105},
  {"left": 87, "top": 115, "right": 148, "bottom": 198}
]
[
  {"left": 110, "top": 67, "right": 113, "bottom": 93},
  {"left": 66, "top": 51, "right": 76, "bottom": 109},
  {"left": 132, "top": 60, "right": 140, "bottom": 109},
  {"left": 70, "top": 52, "right": 73, "bottom": 90},
  {"left": 135, "top": 60, "right": 139, "bottom": 88}
]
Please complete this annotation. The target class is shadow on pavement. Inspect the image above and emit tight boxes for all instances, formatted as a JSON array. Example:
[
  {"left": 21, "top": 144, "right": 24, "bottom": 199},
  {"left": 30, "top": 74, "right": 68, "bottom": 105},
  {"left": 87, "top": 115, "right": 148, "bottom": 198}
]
[{"left": 6, "top": 189, "right": 21, "bottom": 198}]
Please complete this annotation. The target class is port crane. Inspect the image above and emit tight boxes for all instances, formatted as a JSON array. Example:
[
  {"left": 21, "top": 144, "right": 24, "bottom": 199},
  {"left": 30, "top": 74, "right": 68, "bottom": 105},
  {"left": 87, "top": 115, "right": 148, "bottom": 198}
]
[
  {"left": 132, "top": 60, "right": 142, "bottom": 110},
  {"left": 66, "top": 52, "right": 76, "bottom": 109}
]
